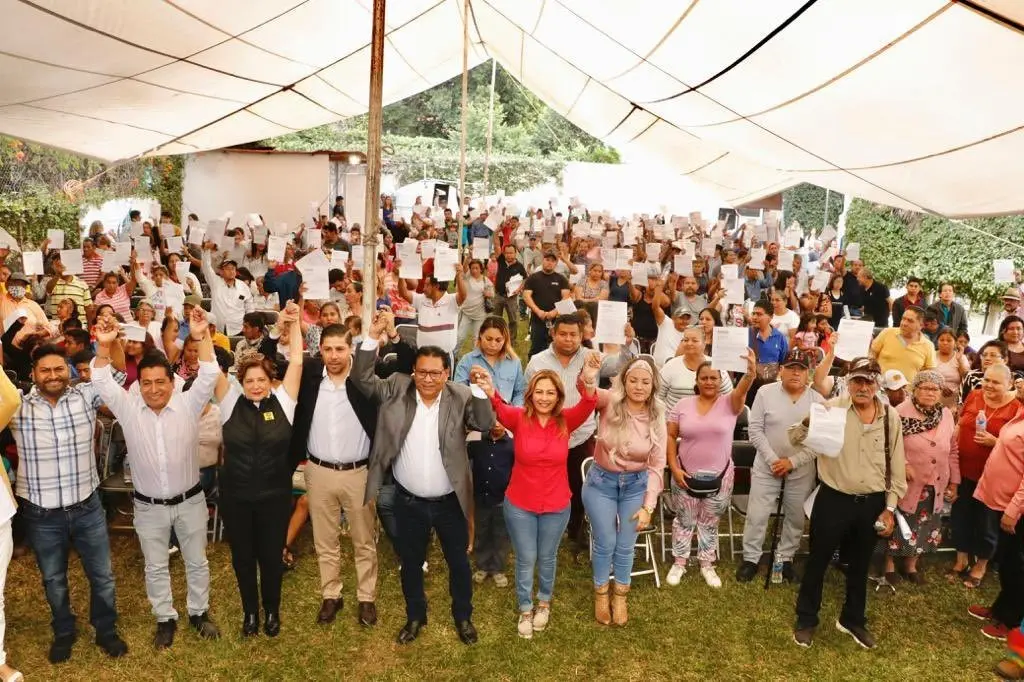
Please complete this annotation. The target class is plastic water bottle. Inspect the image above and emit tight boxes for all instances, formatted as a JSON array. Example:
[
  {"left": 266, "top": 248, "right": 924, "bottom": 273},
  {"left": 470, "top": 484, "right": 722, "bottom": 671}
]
[
  {"left": 771, "top": 557, "right": 783, "bottom": 584},
  {"left": 976, "top": 410, "right": 988, "bottom": 435}
]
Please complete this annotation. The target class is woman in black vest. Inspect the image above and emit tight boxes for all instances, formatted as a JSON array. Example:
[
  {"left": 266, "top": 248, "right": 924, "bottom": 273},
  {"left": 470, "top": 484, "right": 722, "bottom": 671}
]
[{"left": 214, "top": 301, "right": 303, "bottom": 637}]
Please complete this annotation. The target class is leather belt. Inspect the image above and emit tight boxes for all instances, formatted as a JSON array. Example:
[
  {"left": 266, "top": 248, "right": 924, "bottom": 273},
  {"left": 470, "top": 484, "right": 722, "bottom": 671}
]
[
  {"left": 133, "top": 482, "right": 203, "bottom": 506},
  {"left": 309, "top": 455, "right": 368, "bottom": 471}
]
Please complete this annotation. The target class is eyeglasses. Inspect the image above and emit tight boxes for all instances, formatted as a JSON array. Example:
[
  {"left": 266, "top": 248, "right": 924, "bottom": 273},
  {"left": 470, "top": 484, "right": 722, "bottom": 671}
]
[{"left": 415, "top": 369, "right": 446, "bottom": 380}]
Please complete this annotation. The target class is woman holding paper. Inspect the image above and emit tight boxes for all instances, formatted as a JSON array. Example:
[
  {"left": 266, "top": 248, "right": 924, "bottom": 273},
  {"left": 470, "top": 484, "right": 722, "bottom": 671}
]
[
  {"left": 666, "top": 352, "right": 756, "bottom": 588},
  {"left": 659, "top": 327, "right": 732, "bottom": 410},
  {"left": 473, "top": 356, "right": 600, "bottom": 639},
  {"left": 455, "top": 260, "right": 494, "bottom": 355},
  {"left": 454, "top": 316, "right": 526, "bottom": 406},
  {"left": 933, "top": 328, "right": 969, "bottom": 409},
  {"left": 880, "top": 371, "right": 958, "bottom": 584}
]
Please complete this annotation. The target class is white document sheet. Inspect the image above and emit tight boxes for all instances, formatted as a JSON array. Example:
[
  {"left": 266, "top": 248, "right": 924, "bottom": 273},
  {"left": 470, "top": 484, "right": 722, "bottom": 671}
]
[
  {"left": 594, "top": 301, "right": 627, "bottom": 345},
  {"left": 803, "top": 403, "right": 846, "bottom": 458},
  {"left": 834, "top": 318, "right": 876, "bottom": 360},
  {"left": 59, "top": 249, "right": 83, "bottom": 274},
  {"left": 711, "top": 327, "right": 750, "bottom": 373}
]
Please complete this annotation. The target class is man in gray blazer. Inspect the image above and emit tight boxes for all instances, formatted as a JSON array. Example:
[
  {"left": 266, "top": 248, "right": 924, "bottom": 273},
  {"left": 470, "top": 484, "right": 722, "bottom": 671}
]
[{"left": 351, "top": 322, "right": 495, "bottom": 646}]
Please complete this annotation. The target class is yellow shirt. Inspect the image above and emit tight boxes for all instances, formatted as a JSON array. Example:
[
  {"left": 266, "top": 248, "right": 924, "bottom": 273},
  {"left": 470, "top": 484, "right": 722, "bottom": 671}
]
[
  {"left": 212, "top": 331, "right": 230, "bottom": 352},
  {"left": 869, "top": 327, "right": 936, "bottom": 382}
]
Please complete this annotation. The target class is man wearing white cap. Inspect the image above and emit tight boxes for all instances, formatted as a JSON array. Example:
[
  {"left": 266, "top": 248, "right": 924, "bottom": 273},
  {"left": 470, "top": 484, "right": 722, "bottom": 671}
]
[
  {"left": 999, "top": 287, "right": 1023, "bottom": 322},
  {"left": 882, "top": 369, "right": 907, "bottom": 407}
]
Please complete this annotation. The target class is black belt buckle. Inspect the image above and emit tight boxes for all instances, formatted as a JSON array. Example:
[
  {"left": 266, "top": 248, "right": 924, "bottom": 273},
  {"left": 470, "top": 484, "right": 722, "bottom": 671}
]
[
  {"left": 134, "top": 482, "right": 202, "bottom": 506},
  {"left": 853, "top": 494, "right": 868, "bottom": 503}
]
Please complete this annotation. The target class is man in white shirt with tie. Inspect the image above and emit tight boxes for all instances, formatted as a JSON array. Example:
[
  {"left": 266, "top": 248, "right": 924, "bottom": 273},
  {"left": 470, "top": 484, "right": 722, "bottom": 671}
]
[{"left": 91, "top": 307, "right": 222, "bottom": 650}]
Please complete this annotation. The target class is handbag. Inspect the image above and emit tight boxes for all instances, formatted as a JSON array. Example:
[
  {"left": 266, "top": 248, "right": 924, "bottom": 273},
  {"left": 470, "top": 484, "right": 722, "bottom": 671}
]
[{"left": 682, "top": 462, "right": 730, "bottom": 499}]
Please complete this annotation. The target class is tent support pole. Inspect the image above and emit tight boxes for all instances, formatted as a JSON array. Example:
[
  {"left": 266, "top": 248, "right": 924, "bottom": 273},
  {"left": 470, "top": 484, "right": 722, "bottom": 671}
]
[
  {"left": 457, "top": 0, "right": 470, "bottom": 253},
  {"left": 483, "top": 57, "right": 497, "bottom": 197},
  {"left": 362, "top": 0, "right": 385, "bottom": 335}
]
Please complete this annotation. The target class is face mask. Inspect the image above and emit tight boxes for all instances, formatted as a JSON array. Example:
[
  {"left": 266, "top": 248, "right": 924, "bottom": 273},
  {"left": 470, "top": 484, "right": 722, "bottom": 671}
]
[{"left": 8, "top": 285, "right": 25, "bottom": 299}]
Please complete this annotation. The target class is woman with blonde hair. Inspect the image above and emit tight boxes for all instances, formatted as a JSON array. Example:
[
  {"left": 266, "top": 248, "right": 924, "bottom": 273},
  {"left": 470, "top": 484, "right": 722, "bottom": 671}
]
[
  {"left": 583, "top": 356, "right": 666, "bottom": 625},
  {"left": 473, "top": 355, "right": 601, "bottom": 639}
]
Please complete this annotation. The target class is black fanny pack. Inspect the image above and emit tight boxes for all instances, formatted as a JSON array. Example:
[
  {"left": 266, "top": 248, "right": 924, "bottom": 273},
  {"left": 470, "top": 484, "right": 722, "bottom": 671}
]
[{"left": 682, "top": 463, "right": 730, "bottom": 499}]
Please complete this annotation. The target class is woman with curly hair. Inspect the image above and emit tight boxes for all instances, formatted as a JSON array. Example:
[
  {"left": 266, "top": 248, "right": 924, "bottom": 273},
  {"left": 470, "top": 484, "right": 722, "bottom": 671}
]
[{"left": 582, "top": 356, "right": 666, "bottom": 626}]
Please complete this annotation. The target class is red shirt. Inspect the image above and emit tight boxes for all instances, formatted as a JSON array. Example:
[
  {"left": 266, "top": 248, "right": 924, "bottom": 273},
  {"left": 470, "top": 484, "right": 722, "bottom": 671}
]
[
  {"left": 958, "top": 389, "right": 1023, "bottom": 481},
  {"left": 491, "top": 388, "right": 597, "bottom": 513}
]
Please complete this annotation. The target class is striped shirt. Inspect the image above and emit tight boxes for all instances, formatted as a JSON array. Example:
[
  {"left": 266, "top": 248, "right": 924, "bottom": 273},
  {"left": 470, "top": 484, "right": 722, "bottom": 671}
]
[
  {"left": 12, "top": 381, "right": 108, "bottom": 508},
  {"left": 93, "top": 284, "right": 132, "bottom": 319},
  {"left": 412, "top": 291, "right": 459, "bottom": 353},
  {"left": 81, "top": 254, "right": 105, "bottom": 288},
  {"left": 47, "top": 276, "right": 92, "bottom": 318}
]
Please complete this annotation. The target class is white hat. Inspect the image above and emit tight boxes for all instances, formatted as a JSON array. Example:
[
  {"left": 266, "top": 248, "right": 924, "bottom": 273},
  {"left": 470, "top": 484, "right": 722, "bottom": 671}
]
[
  {"left": 883, "top": 369, "right": 908, "bottom": 391},
  {"left": 205, "top": 311, "right": 218, "bottom": 327}
]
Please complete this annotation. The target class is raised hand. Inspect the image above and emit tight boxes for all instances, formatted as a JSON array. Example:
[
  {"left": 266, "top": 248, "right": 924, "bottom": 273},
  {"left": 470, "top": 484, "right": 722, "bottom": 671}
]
[
  {"left": 470, "top": 365, "right": 495, "bottom": 398},
  {"left": 94, "top": 316, "right": 120, "bottom": 345},
  {"left": 190, "top": 306, "right": 209, "bottom": 339}
]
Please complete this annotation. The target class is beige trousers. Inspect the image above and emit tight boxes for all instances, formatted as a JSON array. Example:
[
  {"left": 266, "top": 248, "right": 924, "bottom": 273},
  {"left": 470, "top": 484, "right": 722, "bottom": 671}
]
[{"left": 305, "top": 462, "right": 378, "bottom": 602}]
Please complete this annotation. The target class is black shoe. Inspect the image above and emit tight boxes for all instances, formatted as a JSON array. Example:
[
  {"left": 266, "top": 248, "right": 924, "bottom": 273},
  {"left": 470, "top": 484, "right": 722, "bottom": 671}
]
[
  {"left": 735, "top": 561, "right": 759, "bottom": 582},
  {"left": 263, "top": 612, "right": 280, "bottom": 638},
  {"left": 96, "top": 631, "right": 128, "bottom": 658},
  {"left": 358, "top": 601, "right": 378, "bottom": 627},
  {"left": 456, "top": 619, "right": 478, "bottom": 645},
  {"left": 396, "top": 619, "right": 426, "bottom": 644},
  {"left": 154, "top": 619, "right": 176, "bottom": 650},
  {"left": 317, "top": 597, "right": 343, "bottom": 624},
  {"left": 242, "top": 612, "right": 259, "bottom": 637},
  {"left": 188, "top": 612, "right": 221, "bottom": 640},
  {"left": 781, "top": 562, "right": 800, "bottom": 584},
  {"left": 836, "top": 619, "right": 877, "bottom": 650},
  {"left": 48, "top": 633, "right": 76, "bottom": 663},
  {"left": 793, "top": 626, "right": 814, "bottom": 648}
]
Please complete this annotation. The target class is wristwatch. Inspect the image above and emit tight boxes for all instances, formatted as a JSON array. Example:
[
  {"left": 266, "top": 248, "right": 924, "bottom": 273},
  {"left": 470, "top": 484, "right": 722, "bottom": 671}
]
[
  {"left": 885, "top": 505, "right": 896, "bottom": 513},
  {"left": 642, "top": 505, "right": 655, "bottom": 515}
]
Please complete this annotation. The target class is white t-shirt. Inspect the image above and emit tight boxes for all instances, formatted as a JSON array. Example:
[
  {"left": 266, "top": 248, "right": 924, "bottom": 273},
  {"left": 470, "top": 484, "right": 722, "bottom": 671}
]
[
  {"left": 658, "top": 355, "right": 732, "bottom": 412},
  {"left": 771, "top": 309, "right": 801, "bottom": 335},
  {"left": 413, "top": 291, "right": 459, "bottom": 353},
  {"left": 653, "top": 316, "right": 685, "bottom": 368}
]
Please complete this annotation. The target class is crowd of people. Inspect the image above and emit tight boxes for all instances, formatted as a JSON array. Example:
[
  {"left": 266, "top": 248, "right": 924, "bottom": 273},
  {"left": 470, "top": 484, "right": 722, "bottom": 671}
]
[{"left": 0, "top": 198, "right": 1019, "bottom": 679}]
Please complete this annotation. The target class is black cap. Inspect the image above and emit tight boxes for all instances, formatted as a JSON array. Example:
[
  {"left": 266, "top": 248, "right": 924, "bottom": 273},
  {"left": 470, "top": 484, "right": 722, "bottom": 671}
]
[{"left": 781, "top": 349, "right": 810, "bottom": 369}]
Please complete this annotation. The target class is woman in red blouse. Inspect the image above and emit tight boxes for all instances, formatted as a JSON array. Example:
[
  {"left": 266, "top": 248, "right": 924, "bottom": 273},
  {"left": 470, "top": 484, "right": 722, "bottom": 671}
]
[
  {"left": 952, "top": 364, "right": 1022, "bottom": 588},
  {"left": 473, "top": 353, "right": 600, "bottom": 640}
]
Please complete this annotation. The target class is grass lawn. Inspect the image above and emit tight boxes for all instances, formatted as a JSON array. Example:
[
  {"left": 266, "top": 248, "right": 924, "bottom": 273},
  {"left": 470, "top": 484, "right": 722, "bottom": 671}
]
[{"left": 2, "top": 529, "right": 1008, "bottom": 681}]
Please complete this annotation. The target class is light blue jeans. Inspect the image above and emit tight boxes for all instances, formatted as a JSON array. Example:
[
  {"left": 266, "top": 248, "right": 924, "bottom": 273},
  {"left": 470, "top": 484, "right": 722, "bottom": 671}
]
[
  {"left": 581, "top": 464, "right": 648, "bottom": 587},
  {"left": 503, "top": 498, "right": 570, "bottom": 613}
]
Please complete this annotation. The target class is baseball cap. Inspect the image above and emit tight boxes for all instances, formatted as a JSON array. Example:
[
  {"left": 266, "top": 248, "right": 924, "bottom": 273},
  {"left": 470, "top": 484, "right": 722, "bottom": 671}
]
[
  {"left": 206, "top": 312, "right": 218, "bottom": 327},
  {"left": 7, "top": 272, "right": 29, "bottom": 285},
  {"left": 671, "top": 308, "right": 693, "bottom": 320},
  {"left": 221, "top": 259, "right": 238, "bottom": 268},
  {"left": 781, "top": 349, "right": 811, "bottom": 369},
  {"left": 184, "top": 293, "right": 202, "bottom": 307},
  {"left": 883, "top": 369, "right": 908, "bottom": 391},
  {"left": 1002, "top": 287, "right": 1021, "bottom": 301},
  {"left": 847, "top": 357, "right": 881, "bottom": 381},
  {"left": 542, "top": 249, "right": 558, "bottom": 260}
]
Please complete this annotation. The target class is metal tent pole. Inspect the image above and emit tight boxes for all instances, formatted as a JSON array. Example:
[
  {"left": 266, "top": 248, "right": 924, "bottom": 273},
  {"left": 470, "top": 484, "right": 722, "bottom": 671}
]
[
  {"left": 457, "top": 0, "right": 470, "bottom": 253},
  {"left": 482, "top": 57, "right": 497, "bottom": 197}
]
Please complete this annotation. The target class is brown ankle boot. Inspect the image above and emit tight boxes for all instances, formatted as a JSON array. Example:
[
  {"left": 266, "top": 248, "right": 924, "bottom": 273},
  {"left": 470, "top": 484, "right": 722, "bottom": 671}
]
[
  {"left": 594, "top": 583, "right": 611, "bottom": 625},
  {"left": 611, "top": 583, "right": 629, "bottom": 626}
]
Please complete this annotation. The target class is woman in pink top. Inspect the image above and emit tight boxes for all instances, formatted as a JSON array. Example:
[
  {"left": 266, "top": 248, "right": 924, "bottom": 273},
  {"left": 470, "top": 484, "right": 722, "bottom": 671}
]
[
  {"left": 881, "top": 371, "right": 958, "bottom": 584},
  {"left": 474, "top": 354, "right": 599, "bottom": 640},
  {"left": 970, "top": 408, "right": 1024, "bottom": 640},
  {"left": 666, "top": 353, "right": 755, "bottom": 589},
  {"left": 581, "top": 357, "right": 666, "bottom": 626}
]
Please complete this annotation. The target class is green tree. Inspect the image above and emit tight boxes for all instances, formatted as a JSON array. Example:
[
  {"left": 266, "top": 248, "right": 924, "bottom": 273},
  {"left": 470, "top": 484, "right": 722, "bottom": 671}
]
[{"left": 782, "top": 183, "right": 843, "bottom": 231}]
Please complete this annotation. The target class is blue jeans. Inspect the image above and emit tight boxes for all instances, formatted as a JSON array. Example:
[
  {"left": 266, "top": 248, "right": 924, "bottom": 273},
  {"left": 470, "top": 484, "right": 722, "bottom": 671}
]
[
  {"left": 581, "top": 465, "right": 648, "bottom": 587},
  {"left": 503, "top": 499, "right": 570, "bottom": 612},
  {"left": 376, "top": 482, "right": 399, "bottom": 555},
  {"left": 21, "top": 491, "right": 119, "bottom": 639}
]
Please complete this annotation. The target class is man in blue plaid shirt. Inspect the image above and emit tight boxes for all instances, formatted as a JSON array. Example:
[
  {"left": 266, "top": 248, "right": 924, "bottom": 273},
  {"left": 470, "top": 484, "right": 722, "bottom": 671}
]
[{"left": 10, "top": 343, "right": 128, "bottom": 664}]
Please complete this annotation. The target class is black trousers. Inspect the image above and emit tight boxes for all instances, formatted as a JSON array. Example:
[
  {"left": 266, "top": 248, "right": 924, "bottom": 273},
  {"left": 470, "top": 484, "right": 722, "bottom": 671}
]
[
  {"left": 220, "top": 494, "right": 290, "bottom": 615},
  {"left": 528, "top": 316, "right": 550, "bottom": 358},
  {"left": 473, "top": 499, "right": 509, "bottom": 574},
  {"left": 566, "top": 436, "right": 596, "bottom": 546},
  {"left": 796, "top": 485, "right": 885, "bottom": 630},
  {"left": 950, "top": 478, "right": 1000, "bottom": 559},
  {"left": 394, "top": 485, "right": 472, "bottom": 623},
  {"left": 990, "top": 517, "right": 1024, "bottom": 628}
]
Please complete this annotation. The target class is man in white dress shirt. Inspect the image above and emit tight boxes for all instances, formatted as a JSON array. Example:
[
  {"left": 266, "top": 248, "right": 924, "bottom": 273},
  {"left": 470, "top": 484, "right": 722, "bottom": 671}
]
[{"left": 91, "top": 307, "right": 222, "bottom": 649}]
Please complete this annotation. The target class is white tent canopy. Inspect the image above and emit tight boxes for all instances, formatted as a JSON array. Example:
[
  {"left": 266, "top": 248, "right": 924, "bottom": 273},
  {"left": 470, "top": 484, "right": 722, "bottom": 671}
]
[{"left": 2, "top": 0, "right": 1022, "bottom": 217}]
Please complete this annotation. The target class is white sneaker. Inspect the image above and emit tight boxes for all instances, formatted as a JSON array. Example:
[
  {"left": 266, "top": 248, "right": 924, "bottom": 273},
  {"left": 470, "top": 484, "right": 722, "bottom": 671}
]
[
  {"left": 492, "top": 572, "right": 509, "bottom": 588},
  {"left": 517, "top": 612, "right": 533, "bottom": 639},
  {"left": 666, "top": 563, "right": 686, "bottom": 586},
  {"left": 422, "top": 561, "right": 429, "bottom": 573},
  {"left": 472, "top": 570, "right": 488, "bottom": 584},
  {"left": 701, "top": 566, "right": 722, "bottom": 589},
  {"left": 532, "top": 604, "right": 550, "bottom": 632}
]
